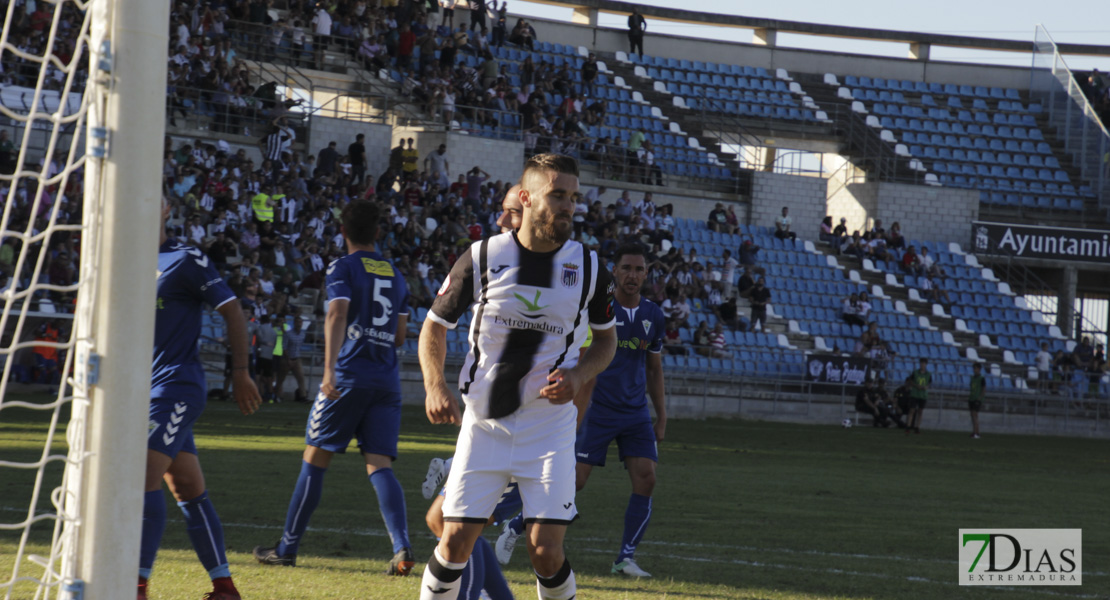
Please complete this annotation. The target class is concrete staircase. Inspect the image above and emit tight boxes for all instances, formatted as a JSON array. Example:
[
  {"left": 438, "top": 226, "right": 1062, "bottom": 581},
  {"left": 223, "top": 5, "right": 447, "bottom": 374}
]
[
  {"left": 599, "top": 54, "right": 753, "bottom": 194},
  {"left": 795, "top": 72, "right": 1098, "bottom": 227},
  {"left": 807, "top": 239, "right": 1033, "bottom": 383},
  {"left": 792, "top": 72, "right": 927, "bottom": 185}
]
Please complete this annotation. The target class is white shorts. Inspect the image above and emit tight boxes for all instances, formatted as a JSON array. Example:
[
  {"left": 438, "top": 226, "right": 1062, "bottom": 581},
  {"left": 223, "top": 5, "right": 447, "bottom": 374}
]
[{"left": 442, "top": 401, "right": 578, "bottom": 525}]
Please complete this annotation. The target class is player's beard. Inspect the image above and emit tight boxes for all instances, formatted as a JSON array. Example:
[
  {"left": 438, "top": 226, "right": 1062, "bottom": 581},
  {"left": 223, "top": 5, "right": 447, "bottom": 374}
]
[
  {"left": 621, "top": 277, "right": 643, "bottom": 296},
  {"left": 532, "top": 207, "right": 572, "bottom": 244}
]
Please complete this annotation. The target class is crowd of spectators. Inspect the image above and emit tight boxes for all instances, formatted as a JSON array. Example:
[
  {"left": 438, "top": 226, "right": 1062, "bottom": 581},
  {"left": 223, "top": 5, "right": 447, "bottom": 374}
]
[
  {"left": 819, "top": 215, "right": 957, "bottom": 311},
  {"left": 0, "top": 0, "right": 87, "bottom": 91}
]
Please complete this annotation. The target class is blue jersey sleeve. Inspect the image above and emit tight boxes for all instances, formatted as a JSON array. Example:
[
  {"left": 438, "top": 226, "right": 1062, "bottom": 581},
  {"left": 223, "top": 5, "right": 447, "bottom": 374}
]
[
  {"left": 185, "top": 247, "right": 235, "bottom": 308},
  {"left": 649, "top": 304, "right": 666, "bottom": 353},
  {"left": 326, "top": 259, "right": 351, "bottom": 302}
]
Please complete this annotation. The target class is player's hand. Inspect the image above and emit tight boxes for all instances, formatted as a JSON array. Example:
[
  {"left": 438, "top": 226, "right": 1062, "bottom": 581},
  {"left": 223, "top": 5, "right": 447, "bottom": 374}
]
[
  {"left": 540, "top": 368, "right": 582, "bottom": 405},
  {"left": 426, "top": 382, "right": 461, "bottom": 425},
  {"left": 320, "top": 371, "right": 341, "bottom": 401},
  {"left": 232, "top": 371, "right": 262, "bottom": 416},
  {"left": 653, "top": 416, "right": 666, "bottom": 443}
]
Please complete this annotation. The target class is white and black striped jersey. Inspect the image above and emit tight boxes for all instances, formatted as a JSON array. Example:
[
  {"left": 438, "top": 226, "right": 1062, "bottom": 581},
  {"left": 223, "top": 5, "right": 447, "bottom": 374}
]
[{"left": 428, "top": 232, "right": 615, "bottom": 419}]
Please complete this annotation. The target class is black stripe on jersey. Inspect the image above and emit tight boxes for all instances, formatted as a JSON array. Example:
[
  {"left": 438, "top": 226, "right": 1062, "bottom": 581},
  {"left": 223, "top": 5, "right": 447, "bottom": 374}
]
[
  {"left": 551, "top": 249, "right": 593, "bottom": 372},
  {"left": 462, "top": 241, "right": 489, "bottom": 395},
  {"left": 488, "top": 327, "right": 545, "bottom": 418},
  {"left": 516, "top": 242, "right": 556, "bottom": 288}
]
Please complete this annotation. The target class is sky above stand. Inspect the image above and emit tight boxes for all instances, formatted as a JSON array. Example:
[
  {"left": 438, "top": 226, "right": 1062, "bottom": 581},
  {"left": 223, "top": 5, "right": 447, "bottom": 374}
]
[{"left": 510, "top": 0, "right": 1109, "bottom": 72}]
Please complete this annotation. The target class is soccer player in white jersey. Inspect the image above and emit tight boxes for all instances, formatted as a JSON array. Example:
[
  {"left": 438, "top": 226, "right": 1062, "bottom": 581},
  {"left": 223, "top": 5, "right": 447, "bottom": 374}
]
[
  {"left": 141, "top": 200, "right": 262, "bottom": 600},
  {"left": 421, "top": 184, "right": 524, "bottom": 600},
  {"left": 418, "top": 154, "right": 617, "bottom": 600},
  {"left": 574, "top": 243, "right": 666, "bottom": 577}
]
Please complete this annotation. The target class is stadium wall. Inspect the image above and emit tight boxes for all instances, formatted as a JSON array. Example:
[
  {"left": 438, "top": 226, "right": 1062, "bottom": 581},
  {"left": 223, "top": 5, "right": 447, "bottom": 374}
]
[
  {"left": 576, "top": 176, "right": 750, "bottom": 224},
  {"left": 826, "top": 180, "right": 978, "bottom": 243},
  {"left": 309, "top": 117, "right": 393, "bottom": 180},
  {"left": 750, "top": 171, "right": 826, "bottom": 238},
  {"left": 875, "top": 182, "right": 980, "bottom": 245},
  {"left": 393, "top": 365, "right": 1108, "bottom": 438},
  {"left": 827, "top": 181, "right": 878, "bottom": 233},
  {"left": 512, "top": 12, "right": 1031, "bottom": 89},
  {"left": 394, "top": 127, "right": 526, "bottom": 187}
]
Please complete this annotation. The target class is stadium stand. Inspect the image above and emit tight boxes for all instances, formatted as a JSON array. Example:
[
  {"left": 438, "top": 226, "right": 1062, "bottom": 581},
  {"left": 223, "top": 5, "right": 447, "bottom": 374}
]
[{"left": 4, "top": 0, "right": 1109, "bottom": 423}]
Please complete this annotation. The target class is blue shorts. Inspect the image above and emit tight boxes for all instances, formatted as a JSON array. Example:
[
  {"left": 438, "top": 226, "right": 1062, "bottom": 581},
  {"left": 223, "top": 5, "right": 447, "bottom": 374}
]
[
  {"left": 148, "top": 391, "right": 205, "bottom": 459},
  {"left": 575, "top": 412, "right": 657, "bottom": 467},
  {"left": 306, "top": 387, "right": 401, "bottom": 458}
]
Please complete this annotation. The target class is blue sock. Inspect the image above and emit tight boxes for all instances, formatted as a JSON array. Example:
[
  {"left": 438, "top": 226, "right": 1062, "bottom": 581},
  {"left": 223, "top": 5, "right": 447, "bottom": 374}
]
[
  {"left": 490, "top": 484, "right": 523, "bottom": 524},
  {"left": 477, "top": 536, "right": 514, "bottom": 600},
  {"left": 276, "top": 461, "right": 327, "bottom": 557},
  {"left": 617, "top": 493, "right": 652, "bottom": 562},
  {"left": 139, "top": 490, "right": 166, "bottom": 579},
  {"left": 459, "top": 538, "right": 485, "bottom": 600},
  {"left": 507, "top": 512, "right": 525, "bottom": 535},
  {"left": 177, "top": 491, "right": 231, "bottom": 580},
  {"left": 368, "top": 468, "right": 410, "bottom": 553}
]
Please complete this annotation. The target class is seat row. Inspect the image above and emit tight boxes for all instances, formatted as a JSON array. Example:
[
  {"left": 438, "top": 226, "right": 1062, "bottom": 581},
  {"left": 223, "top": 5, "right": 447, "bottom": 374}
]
[{"left": 843, "top": 76, "right": 1021, "bottom": 99}]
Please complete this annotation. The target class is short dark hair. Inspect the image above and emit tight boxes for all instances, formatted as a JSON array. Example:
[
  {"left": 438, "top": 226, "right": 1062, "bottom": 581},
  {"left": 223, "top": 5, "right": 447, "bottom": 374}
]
[
  {"left": 340, "top": 200, "right": 381, "bottom": 246},
  {"left": 614, "top": 243, "right": 646, "bottom": 264},
  {"left": 522, "top": 153, "right": 579, "bottom": 182}
]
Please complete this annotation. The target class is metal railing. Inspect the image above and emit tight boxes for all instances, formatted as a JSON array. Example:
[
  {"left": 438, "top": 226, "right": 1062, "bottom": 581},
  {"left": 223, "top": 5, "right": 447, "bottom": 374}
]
[
  {"left": 166, "top": 84, "right": 307, "bottom": 139},
  {"left": 1031, "top": 26, "right": 1110, "bottom": 212},
  {"left": 567, "top": 138, "right": 749, "bottom": 193},
  {"left": 693, "top": 96, "right": 772, "bottom": 169},
  {"left": 225, "top": 19, "right": 325, "bottom": 88},
  {"left": 306, "top": 85, "right": 392, "bottom": 124},
  {"left": 973, "top": 235, "right": 1104, "bottom": 341},
  {"left": 660, "top": 368, "right": 1108, "bottom": 435}
]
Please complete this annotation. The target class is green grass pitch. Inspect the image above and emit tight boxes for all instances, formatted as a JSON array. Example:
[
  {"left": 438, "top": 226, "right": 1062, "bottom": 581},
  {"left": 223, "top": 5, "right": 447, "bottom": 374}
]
[{"left": 2, "top": 394, "right": 1107, "bottom": 599}]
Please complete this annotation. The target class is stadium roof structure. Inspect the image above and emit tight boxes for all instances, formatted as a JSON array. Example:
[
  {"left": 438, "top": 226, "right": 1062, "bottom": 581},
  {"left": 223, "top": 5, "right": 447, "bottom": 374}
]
[{"left": 527, "top": 0, "right": 1110, "bottom": 59}]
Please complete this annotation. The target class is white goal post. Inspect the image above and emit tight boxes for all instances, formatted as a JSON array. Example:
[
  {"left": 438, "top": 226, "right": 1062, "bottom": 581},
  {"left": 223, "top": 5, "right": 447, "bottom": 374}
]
[{"left": 0, "top": 0, "right": 168, "bottom": 597}]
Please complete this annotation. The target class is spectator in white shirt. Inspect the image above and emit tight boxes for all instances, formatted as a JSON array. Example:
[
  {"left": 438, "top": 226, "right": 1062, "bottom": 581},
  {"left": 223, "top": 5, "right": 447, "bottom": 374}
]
[
  {"left": 1036, "top": 342, "right": 1053, "bottom": 391},
  {"left": 919, "top": 246, "right": 936, "bottom": 275},
  {"left": 774, "top": 206, "right": 797, "bottom": 241},
  {"left": 584, "top": 185, "right": 606, "bottom": 205},
  {"left": 187, "top": 216, "right": 206, "bottom": 245}
]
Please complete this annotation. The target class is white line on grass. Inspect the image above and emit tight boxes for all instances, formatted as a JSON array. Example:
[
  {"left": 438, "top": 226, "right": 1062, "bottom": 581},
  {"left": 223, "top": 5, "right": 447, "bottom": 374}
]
[
  {"left": 572, "top": 547, "right": 1103, "bottom": 599},
  {"left": 2, "top": 507, "right": 1104, "bottom": 586}
]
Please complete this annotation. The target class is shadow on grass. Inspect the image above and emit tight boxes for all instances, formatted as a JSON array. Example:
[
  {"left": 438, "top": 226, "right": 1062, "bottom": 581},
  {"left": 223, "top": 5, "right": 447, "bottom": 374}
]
[{"left": 3, "top": 399, "right": 1108, "bottom": 599}]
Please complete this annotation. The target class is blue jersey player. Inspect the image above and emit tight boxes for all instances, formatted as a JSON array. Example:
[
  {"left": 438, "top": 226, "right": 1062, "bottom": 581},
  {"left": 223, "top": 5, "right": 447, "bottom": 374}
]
[
  {"left": 574, "top": 243, "right": 666, "bottom": 577},
  {"left": 254, "top": 199, "right": 415, "bottom": 575},
  {"left": 140, "top": 201, "right": 262, "bottom": 600}
]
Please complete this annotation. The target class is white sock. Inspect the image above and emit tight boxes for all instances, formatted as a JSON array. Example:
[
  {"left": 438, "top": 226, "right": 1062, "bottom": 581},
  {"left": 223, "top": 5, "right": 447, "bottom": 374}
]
[
  {"left": 535, "top": 559, "right": 576, "bottom": 600},
  {"left": 420, "top": 547, "right": 467, "bottom": 600}
]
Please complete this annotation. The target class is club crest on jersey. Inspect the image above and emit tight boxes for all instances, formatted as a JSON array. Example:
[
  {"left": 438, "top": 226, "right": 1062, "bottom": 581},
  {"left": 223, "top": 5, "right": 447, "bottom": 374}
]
[
  {"left": 642, "top": 319, "right": 652, "bottom": 334},
  {"left": 561, "top": 262, "right": 579, "bottom": 287}
]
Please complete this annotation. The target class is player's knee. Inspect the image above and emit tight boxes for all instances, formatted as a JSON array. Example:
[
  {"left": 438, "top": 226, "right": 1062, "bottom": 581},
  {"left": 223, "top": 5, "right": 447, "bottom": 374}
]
[
  {"left": 438, "top": 531, "right": 476, "bottom": 563},
  {"left": 425, "top": 498, "right": 445, "bottom": 538},
  {"left": 527, "top": 538, "right": 564, "bottom": 575},
  {"left": 633, "top": 470, "right": 656, "bottom": 495}
]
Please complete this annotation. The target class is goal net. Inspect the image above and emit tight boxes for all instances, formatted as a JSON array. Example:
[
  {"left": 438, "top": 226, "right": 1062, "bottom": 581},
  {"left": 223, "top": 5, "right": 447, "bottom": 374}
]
[{"left": 0, "top": 0, "right": 168, "bottom": 598}]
